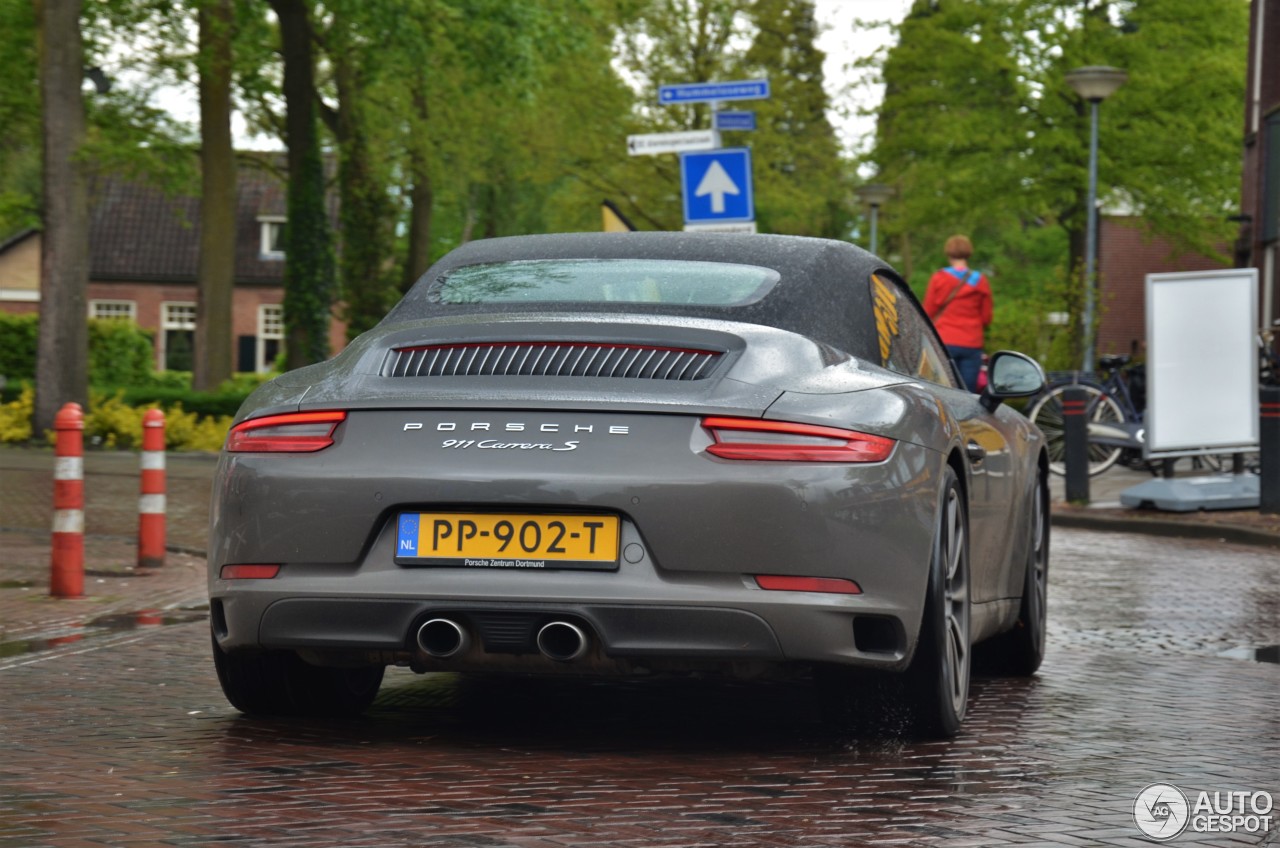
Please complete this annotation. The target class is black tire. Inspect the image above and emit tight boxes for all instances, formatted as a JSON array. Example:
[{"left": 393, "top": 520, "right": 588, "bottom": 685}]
[
  {"left": 212, "top": 629, "right": 384, "bottom": 717},
  {"left": 985, "top": 471, "right": 1050, "bottom": 676},
  {"left": 905, "top": 467, "right": 971, "bottom": 739},
  {"left": 1028, "top": 383, "right": 1124, "bottom": 477}
]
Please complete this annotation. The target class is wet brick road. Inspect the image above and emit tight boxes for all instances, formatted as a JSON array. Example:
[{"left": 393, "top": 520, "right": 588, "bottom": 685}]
[{"left": 1, "top": 528, "right": 1277, "bottom": 847}]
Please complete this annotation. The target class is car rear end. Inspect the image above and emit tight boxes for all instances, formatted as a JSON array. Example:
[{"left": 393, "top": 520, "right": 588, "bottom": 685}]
[{"left": 209, "top": 238, "right": 944, "bottom": 682}]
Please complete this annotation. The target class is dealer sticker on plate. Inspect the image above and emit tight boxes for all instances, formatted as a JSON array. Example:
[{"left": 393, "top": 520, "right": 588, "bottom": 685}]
[{"left": 396, "top": 512, "right": 620, "bottom": 570}]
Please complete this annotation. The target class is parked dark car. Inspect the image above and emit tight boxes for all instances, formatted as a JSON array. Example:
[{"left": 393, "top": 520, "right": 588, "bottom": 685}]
[{"left": 208, "top": 232, "right": 1048, "bottom": 737}]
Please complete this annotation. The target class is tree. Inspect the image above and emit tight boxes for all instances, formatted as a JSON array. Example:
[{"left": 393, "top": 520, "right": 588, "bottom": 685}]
[
  {"left": 0, "top": 0, "right": 41, "bottom": 237},
  {"left": 740, "top": 0, "right": 851, "bottom": 238},
  {"left": 865, "top": 0, "right": 1248, "bottom": 364},
  {"left": 194, "top": 0, "right": 236, "bottom": 391},
  {"left": 267, "top": 0, "right": 336, "bottom": 369},
  {"left": 33, "top": 0, "right": 90, "bottom": 434},
  {"left": 313, "top": 0, "right": 401, "bottom": 338},
  {"left": 608, "top": 0, "right": 749, "bottom": 229}
]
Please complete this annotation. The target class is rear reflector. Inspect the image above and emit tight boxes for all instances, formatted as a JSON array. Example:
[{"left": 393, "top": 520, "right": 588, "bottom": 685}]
[
  {"left": 226, "top": 411, "right": 346, "bottom": 453},
  {"left": 219, "top": 564, "right": 281, "bottom": 580},
  {"left": 702, "top": 416, "right": 894, "bottom": 463},
  {"left": 755, "top": 575, "right": 862, "bottom": 595}
]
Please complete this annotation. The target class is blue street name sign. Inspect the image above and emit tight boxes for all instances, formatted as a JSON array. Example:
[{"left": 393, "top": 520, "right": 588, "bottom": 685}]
[
  {"left": 680, "top": 148, "right": 754, "bottom": 225},
  {"left": 713, "top": 110, "right": 757, "bottom": 131},
  {"left": 659, "top": 79, "right": 770, "bottom": 105}
]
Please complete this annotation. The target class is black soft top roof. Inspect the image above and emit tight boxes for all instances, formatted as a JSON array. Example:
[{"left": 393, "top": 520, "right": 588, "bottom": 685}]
[{"left": 384, "top": 232, "right": 896, "bottom": 359}]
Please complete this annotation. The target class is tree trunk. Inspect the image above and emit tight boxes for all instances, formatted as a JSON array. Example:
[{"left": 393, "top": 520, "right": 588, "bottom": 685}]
[
  {"left": 194, "top": 0, "right": 235, "bottom": 390},
  {"left": 401, "top": 87, "right": 432, "bottom": 293},
  {"left": 33, "top": 0, "right": 89, "bottom": 435},
  {"left": 330, "top": 23, "right": 393, "bottom": 340},
  {"left": 402, "top": 162, "right": 433, "bottom": 292},
  {"left": 269, "top": 0, "right": 335, "bottom": 370}
]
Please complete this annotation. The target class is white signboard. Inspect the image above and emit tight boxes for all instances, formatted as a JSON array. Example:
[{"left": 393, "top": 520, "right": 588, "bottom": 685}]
[
  {"left": 627, "top": 130, "right": 717, "bottom": 156},
  {"left": 682, "top": 221, "right": 758, "bottom": 234},
  {"left": 1145, "top": 268, "right": 1259, "bottom": 457}
]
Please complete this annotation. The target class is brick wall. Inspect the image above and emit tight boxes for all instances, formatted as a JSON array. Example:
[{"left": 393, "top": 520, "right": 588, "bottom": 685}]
[
  {"left": 85, "top": 280, "right": 347, "bottom": 371},
  {"left": 1096, "top": 217, "right": 1229, "bottom": 357}
]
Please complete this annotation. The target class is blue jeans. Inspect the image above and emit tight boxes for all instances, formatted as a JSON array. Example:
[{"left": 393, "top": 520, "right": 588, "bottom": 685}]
[{"left": 947, "top": 345, "right": 983, "bottom": 393}]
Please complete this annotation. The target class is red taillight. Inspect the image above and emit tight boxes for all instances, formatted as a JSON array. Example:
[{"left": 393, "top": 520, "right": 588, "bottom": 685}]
[
  {"left": 225, "top": 411, "right": 346, "bottom": 453},
  {"left": 755, "top": 575, "right": 862, "bottom": 594},
  {"left": 219, "top": 564, "right": 281, "bottom": 580},
  {"left": 701, "top": 416, "right": 894, "bottom": 462}
]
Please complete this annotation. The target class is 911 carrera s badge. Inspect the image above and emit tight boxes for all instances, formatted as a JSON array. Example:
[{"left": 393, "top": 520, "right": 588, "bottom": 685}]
[{"left": 441, "top": 439, "right": 580, "bottom": 451}]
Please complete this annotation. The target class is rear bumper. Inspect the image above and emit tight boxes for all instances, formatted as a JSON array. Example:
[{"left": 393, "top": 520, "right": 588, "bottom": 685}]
[
  {"left": 211, "top": 516, "right": 921, "bottom": 670},
  {"left": 210, "top": 410, "right": 944, "bottom": 671}
]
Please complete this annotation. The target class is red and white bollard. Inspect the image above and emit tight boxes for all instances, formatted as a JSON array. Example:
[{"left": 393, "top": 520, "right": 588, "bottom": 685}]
[
  {"left": 138, "top": 408, "right": 167, "bottom": 568},
  {"left": 51, "top": 402, "right": 85, "bottom": 598}
]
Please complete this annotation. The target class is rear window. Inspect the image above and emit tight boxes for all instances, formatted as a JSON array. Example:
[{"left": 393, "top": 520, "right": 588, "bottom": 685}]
[{"left": 430, "top": 259, "right": 779, "bottom": 307}]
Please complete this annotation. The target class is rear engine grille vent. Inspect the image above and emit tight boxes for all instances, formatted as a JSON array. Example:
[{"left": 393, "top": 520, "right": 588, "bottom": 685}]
[{"left": 385, "top": 342, "right": 722, "bottom": 381}]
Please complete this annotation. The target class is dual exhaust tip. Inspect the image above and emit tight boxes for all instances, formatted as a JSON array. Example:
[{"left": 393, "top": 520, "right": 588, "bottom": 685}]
[{"left": 416, "top": 617, "right": 589, "bottom": 662}]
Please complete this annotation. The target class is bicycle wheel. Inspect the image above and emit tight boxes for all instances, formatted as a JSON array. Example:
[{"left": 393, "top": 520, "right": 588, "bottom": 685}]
[{"left": 1028, "top": 383, "right": 1125, "bottom": 477}]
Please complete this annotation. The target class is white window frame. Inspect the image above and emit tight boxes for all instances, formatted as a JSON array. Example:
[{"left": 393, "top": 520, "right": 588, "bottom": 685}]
[
  {"left": 259, "top": 215, "right": 286, "bottom": 260},
  {"left": 256, "top": 303, "right": 284, "bottom": 373},
  {"left": 88, "top": 299, "right": 137, "bottom": 321},
  {"left": 160, "top": 301, "right": 197, "bottom": 371}
]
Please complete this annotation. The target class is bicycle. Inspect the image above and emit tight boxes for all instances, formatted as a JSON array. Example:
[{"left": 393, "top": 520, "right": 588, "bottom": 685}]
[
  {"left": 1026, "top": 354, "right": 1143, "bottom": 477},
  {"left": 1028, "top": 354, "right": 1263, "bottom": 477}
]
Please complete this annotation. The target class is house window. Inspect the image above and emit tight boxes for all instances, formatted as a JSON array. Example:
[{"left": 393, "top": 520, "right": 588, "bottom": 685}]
[
  {"left": 257, "top": 303, "right": 284, "bottom": 372},
  {"left": 89, "top": 300, "right": 136, "bottom": 321},
  {"left": 259, "top": 216, "right": 286, "bottom": 260},
  {"left": 162, "top": 302, "right": 197, "bottom": 372}
]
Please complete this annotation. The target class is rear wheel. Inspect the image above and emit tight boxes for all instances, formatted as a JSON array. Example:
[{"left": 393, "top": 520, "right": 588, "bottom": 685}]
[
  {"left": 906, "top": 468, "right": 970, "bottom": 738},
  {"left": 212, "top": 628, "right": 384, "bottom": 717},
  {"left": 986, "top": 472, "right": 1049, "bottom": 676},
  {"left": 1028, "top": 384, "right": 1124, "bottom": 477}
]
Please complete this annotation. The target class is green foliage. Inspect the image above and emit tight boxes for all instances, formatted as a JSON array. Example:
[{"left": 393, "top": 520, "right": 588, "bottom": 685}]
[
  {"left": 739, "top": 1, "right": 853, "bottom": 238},
  {"left": 110, "top": 385, "right": 251, "bottom": 419},
  {"left": 863, "top": 0, "right": 1248, "bottom": 366},
  {"left": 0, "top": 313, "right": 38, "bottom": 381},
  {"left": 87, "top": 319, "right": 155, "bottom": 387},
  {"left": 282, "top": 139, "right": 337, "bottom": 367},
  {"left": 0, "top": 384, "right": 33, "bottom": 442},
  {"left": 81, "top": 390, "right": 233, "bottom": 451},
  {"left": 0, "top": 385, "right": 235, "bottom": 451},
  {"left": 0, "top": 0, "right": 39, "bottom": 237},
  {"left": 89, "top": 390, "right": 235, "bottom": 451}
]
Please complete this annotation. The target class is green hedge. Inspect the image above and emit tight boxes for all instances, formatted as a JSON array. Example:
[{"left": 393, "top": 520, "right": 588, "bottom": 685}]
[
  {"left": 89, "top": 319, "right": 155, "bottom": 386},
  {"left": 0, "top": 315, "right": 158, "bottom": 384},
  {"left": 108, "top": 385, "right": 252, "bottom": 418},
  {"left": 0, "top": 313, "right": 37, "bottom": 380}
]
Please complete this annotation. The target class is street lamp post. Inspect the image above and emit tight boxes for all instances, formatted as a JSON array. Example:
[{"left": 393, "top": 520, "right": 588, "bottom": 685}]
[
  {"left": 1066, "top": 65, "right": 1127, "bottom": 373},
  {"left": 855, "top": 183, "right": 894, "bottom": 256}
]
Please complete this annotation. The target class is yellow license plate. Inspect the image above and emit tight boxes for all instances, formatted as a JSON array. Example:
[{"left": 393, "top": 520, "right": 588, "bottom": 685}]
[{"left": 396, "top": 512, "right": 620, "bottom": 570}]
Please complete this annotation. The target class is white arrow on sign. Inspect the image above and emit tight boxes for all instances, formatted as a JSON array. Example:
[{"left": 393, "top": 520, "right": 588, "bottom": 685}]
[{"left": 694, "top": 160, "right": 740, "bottom": 213}]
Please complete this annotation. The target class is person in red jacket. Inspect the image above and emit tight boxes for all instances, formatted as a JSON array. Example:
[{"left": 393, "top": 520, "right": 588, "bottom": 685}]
[{"left": 924, "top": 234, "right": 993, "bottom": 392}]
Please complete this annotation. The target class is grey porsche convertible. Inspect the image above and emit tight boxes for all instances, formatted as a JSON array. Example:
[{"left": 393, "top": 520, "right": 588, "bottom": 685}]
[{"left": 209, "top": 232, "right": 1049, "bottom": 737}]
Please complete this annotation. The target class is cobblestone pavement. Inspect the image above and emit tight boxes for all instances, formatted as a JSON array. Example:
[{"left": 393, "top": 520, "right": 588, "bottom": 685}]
[
  {"left": 2, "top": 447, "right": 1277, "bottom": 845},
  {"left": 1, "top": 525, "right": 1277, "bottom": 847},
  {"left": 0, "top": 448, "right": 213, "bottom": 647}
]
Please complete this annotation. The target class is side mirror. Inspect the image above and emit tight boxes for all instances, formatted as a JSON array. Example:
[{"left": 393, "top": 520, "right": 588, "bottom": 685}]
[{"left": 980, "top": 350, "right": 1046, "bottom": 412}]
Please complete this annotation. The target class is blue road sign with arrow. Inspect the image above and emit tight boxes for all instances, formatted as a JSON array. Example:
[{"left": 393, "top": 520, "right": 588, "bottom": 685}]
[
  {"left": 659, "top": 80, "right": 770, "bottom": 105},
  {"left": 680, "top": 148, "right": 754, "bottom": 225}
]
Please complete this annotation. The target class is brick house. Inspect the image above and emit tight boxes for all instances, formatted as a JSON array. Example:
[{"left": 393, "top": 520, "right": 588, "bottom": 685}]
[
  {"left": 1238, "top": 0, "right": 1278, "bottom": 327},
  {"left": 0, "top": 161, "right": 346, "bottom": 374},
  {"left": 1095, "top": 216, "right": 1230, "bottom": 358}
]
